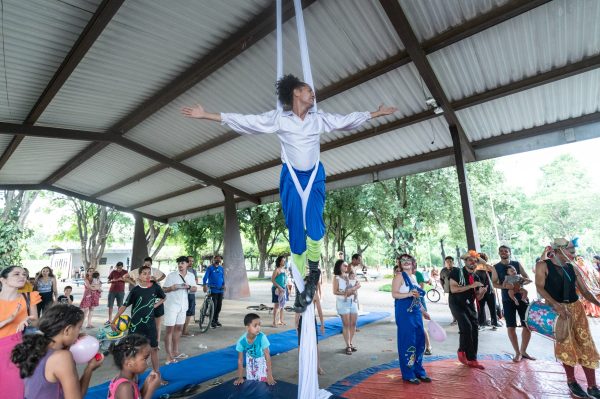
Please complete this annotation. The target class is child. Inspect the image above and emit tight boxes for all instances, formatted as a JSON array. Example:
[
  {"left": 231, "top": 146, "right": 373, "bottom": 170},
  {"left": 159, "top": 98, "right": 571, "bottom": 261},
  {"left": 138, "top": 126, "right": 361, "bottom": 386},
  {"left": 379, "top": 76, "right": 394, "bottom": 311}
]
[
  {"left": 345, "top": 270, "right": 359, "bottom": 303},
  {"left": 92, "top": 272, "right": 103, "bottom": 292},
  {"left": 111, "top": 266, "right": 166, "bottom": 375},
  {"left": 505, "top": 265, "right": 530, "bottom": 305},
  {"left": 108, "top": 334, "right": 161, "bottom": 399},
  {"left": 57, "top": 286, "right": 74, "bottom": 304},
  {"left": 11, "top": 304, "right": 104, "bottom": 398},
  {"left": 234, "top": 313, "right": 276, "bottom": 386}
]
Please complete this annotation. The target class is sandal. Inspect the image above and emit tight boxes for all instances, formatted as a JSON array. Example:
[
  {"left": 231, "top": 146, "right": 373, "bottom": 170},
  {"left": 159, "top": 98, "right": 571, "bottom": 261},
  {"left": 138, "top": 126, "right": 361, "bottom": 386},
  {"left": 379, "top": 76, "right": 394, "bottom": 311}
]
[
  {"left": 345, "top": 346, "right": 353, "bottom": 355},
  {"left": 350, "top": 345, "right": 357, "bottom": 352},
  {"left": 521, "top": 353, "right": 536, "bottom": 360}
]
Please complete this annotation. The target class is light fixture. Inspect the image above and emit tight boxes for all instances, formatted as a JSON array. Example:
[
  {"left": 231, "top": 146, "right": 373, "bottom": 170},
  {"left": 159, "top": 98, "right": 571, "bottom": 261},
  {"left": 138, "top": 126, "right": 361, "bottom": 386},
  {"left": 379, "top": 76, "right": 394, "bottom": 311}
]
[
  {"left": 425, "top": 97, "right": 443, "bottom": 115},
  {"left": 433, "top": 106, "right": 444, "bottom": 115}
]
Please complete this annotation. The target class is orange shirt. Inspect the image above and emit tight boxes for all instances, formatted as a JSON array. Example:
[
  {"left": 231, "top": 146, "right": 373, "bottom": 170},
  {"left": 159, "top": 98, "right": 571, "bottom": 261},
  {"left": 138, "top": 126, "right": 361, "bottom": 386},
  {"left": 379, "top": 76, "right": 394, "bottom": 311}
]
[{"left": 0, "top": 291, "right": 41, "bottom": 338}]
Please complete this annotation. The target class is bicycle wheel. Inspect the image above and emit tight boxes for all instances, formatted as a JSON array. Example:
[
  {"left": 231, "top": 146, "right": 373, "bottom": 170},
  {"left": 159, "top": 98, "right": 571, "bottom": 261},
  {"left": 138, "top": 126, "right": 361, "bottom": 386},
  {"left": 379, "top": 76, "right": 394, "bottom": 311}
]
[
  {"left": 427, "top": 288, "right": 441, "bottom": 303},
  {"left": 198, "top": 298, "right": 215, "bottom": 333}
]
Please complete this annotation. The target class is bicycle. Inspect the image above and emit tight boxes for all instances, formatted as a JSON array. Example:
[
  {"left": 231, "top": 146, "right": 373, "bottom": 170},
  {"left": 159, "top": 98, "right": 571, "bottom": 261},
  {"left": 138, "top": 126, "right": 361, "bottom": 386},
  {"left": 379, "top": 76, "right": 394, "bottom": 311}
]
[
  {"left": 198, "top": 288, "right": 215, "bottom": 333},
  {"left": 425, "top": 281, "right": 441, "bottom": 303}
]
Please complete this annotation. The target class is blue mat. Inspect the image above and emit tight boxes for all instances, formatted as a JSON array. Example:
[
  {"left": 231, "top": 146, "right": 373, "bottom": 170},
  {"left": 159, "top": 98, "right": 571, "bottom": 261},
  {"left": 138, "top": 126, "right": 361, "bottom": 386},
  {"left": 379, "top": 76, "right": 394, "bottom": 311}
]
[
  {"left": 190, "top": 378, "right": 346, "bottom": 399},
  {"left": 86, "top": 311, "right": 389, "bottom": 399}
]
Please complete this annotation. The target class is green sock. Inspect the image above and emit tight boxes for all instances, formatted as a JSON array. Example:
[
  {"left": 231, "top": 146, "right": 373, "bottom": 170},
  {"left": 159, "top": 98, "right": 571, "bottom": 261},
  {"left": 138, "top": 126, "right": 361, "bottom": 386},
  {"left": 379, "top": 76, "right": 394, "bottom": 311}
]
[
  {"left": 292, "top": 252, "right": 307, "bottom": 276},
  {"left": 306, "top": 237, "right": 323, "bottom": 263}
]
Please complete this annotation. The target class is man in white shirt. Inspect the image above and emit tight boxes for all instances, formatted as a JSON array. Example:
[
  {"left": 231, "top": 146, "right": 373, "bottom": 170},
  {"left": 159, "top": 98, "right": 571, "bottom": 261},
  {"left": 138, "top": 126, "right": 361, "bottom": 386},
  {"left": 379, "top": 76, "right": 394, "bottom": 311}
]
[
  {"left": 182, "top": 74, "right": 396, "bottom": 312},
  {"left": 162, "top": 256, "right": 197, "bottom": 364}
]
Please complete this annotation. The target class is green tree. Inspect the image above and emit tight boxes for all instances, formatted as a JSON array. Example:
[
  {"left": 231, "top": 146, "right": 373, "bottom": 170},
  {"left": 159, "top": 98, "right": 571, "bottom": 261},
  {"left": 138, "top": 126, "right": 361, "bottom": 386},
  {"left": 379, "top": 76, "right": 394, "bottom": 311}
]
[
  {"left": 239, "top": 203, "right": 286, "bottom": 278},
  {"left": 0, "top": 190, "right": 38, "bottom": 267}
]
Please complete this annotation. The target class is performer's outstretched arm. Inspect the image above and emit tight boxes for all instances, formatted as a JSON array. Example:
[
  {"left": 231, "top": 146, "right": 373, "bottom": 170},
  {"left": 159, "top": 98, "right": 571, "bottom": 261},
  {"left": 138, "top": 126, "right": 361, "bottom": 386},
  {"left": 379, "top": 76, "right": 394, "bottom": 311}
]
[
  {"left": 181, "top": 103, "right": 221, "bottom": 122},
  {"left": 182, "top": 103, "right": 278, "bottom": 135}
]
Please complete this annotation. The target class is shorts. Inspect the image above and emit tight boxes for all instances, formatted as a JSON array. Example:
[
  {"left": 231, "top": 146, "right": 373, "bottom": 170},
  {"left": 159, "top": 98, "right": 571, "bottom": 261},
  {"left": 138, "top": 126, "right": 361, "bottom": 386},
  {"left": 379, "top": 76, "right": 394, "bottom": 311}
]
[
  {"left": 271, "top": 286, "right": 287, "bottom": 304},
  {"left": 186, "top": 293, "right": 196, "bottom": 317},
  {"left": 336, "top": 297, "right": 358, "bottom": 315},
  {"left": 153, "top": 303, "right": 164, "bottom": 318},
  {"left": 130, "top": 322, "right": 158, "bottom": 348},
  {"left": 503, "top": 299, "right": 528, "bottom": 328},
  {"left": 107, "top": 291, "right": 125, "bottom": 308},
  {"left": 164, "top": 307, "right": 187, "bottom": 326}
]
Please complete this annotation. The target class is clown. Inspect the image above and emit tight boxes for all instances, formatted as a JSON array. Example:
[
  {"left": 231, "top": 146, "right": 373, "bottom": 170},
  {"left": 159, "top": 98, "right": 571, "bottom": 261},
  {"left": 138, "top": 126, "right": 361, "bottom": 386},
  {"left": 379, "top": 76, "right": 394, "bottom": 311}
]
[{"left": 182, "top": 75, "right": 396, "bottom": 311}]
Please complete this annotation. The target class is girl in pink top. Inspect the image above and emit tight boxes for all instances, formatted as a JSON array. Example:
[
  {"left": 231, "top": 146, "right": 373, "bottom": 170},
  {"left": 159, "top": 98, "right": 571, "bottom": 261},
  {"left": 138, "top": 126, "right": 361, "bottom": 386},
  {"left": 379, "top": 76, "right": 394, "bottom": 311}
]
[{"left": 108, "top": 334, "right": 161, "bottom": 399}]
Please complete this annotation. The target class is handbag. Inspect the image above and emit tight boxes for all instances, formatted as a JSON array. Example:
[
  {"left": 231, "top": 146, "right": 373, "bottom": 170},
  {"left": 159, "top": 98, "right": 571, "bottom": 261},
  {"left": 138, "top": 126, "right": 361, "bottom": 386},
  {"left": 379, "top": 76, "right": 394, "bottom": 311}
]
[{"left": 21, "top": 293, "right": 40, "bottom": 336}]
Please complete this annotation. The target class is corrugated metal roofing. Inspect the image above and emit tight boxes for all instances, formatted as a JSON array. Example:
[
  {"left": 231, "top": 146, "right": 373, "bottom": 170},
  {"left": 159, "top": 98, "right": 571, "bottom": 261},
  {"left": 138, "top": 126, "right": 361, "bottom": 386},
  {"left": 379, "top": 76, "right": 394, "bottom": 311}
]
[
  {"left": 0, "top": 0, "right": 101, "bottom": 123},
  {"left": 55, "top": 144, "right": 159, "bottom": 195},
  {"left": 0, "top": 137, "right": 91, "bottom": 183},
  {"left": 429, "top": 0, "right": 600, "bottom": 101},
  {"left": 36, "top": 0, "right": 272, "bottom": 131},
  {"left": 225, "top": 166, "right": 281, "bottom": 195},
  {"left": 98, "top": 168, "right": 199, "bottom": 208},
  {"left": 136, "top": 185, "right": 224, "bottom": 217},
  {"left": 400, "top": 0, "right": 511, "bottom": 42},
  {"left": 458, "top": 68, "right": 600, "bottom": 142}
]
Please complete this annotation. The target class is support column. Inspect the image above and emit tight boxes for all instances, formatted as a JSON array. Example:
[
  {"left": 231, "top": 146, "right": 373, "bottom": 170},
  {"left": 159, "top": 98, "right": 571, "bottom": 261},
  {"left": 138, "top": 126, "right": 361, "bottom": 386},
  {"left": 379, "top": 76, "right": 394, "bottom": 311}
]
[
  {"left": 222, "top": 190, "right": 250, "bottom": 299},
  {"left": 131, "top": 214, "right": 148, "bottom": 271},
  {"left": 450, "top": 125, "right": 480, "bottom": 251}
]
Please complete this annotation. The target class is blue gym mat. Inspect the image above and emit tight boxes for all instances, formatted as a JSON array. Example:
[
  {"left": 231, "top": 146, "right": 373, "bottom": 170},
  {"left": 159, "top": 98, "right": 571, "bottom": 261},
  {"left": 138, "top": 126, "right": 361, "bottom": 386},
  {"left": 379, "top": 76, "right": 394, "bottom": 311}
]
[{"left": 85, "top": 311, "right": 389, "bottom": 399}]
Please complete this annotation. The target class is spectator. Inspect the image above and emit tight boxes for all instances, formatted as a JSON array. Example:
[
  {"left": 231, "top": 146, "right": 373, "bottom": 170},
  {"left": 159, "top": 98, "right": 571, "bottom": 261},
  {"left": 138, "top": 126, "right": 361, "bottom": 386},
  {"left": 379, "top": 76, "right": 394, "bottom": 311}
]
[
  {"left": 34, "top": 266, "right": 57, "bottom": 316},
  {"left": 234, "top": 313, "right": 276, "bottom": 386},
  {"left": 111, "top": 266, "right": 165, "bottom": 375},
  {"left": 332, "top": 260, "right": 359, "bottom": 355},
  {"left": 0, "top": 266, "right": 40, "bottom": 398},
  {"left": 79, "top": 268, "right": 102, "bottom": 329},
  {"left": 182, "top": 255, "right": 198, "bottom": 337},
  {"left": 57, "top": 286, "right": 74, "bottom": 304},
  {"left": 476, "top": 253, "right": 498, "bottom": 330},
  {"left": 411, "top": 260, "right": 432, "bottom": 355},
  {"left": 163, "top": 256, "right": 197, "bottom": 364},
  {"left": 490, "top": 245, "right": 534, "bottom": 363},
  {"left": 439, "top": 256, "right": 457, "bottom": 325},
  {"left": 337, "top": 251, "right": 345, "bottom": 261},
  {"left": 11, "top": 304, "right": 103, "bottom": 398},
  {"left": 271, "top": 256, "right": 288, "bottom": 328},
  {"left": 123, "top": 257, "right": 166, "bottom": 344},
  {"left": 17, "top": 268, "right": 33, "bottom": 293},
  {"left": 107, "top": 261, "right": 127, "bottom": 325},
  {"left": 203, "top": 255, "right": 225, "bottom": 328}
]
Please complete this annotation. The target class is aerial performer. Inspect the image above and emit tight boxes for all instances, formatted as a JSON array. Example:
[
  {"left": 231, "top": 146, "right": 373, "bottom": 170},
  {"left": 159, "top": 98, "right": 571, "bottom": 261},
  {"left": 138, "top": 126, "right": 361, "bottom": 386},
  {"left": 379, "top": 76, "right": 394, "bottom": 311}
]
[{"left": 182, "top": 1, "right": 396, "bottom": 397}]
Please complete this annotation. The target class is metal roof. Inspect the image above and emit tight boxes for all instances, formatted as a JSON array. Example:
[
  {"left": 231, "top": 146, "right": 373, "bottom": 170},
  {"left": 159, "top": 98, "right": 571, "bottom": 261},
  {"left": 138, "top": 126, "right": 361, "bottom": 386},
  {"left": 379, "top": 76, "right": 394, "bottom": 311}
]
[{"left": 0, "top": 0, "right": 598, "bottom": 223}]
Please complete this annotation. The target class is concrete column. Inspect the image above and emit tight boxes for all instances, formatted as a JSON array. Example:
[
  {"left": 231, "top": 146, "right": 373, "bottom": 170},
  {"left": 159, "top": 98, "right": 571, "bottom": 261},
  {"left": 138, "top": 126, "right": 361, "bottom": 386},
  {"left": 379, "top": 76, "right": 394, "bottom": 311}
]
[
  {"left": 222, "top": 190, "right": 250, "bottom": 299},
  {"left": 130, "top": 214, "right": 148, "bottom": 271},
  {"left": 450, "top": 125, "right": 480, "bottom": 251}
]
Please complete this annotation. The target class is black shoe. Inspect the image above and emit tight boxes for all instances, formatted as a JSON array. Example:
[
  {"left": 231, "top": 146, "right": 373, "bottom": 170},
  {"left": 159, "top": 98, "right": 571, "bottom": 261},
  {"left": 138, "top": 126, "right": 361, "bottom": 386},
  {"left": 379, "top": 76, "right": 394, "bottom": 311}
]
[
  {"left": 215, "top": 321, "right": 222, "bottom": 327},
  {"left": 293, "top": 285, "right": 309, "bottom": 313},
  {"left": 568, "top": 382, "right": 590, "bottom": 398},
  {"left": 417, "top": 375, "right": 432, "bottom": 383},
  {"left": 588, "top": 386, "right": 600, "bottom": 399},
  {"left": 404, "top": 378, "right": 420, "bottom": 385},
  {"left": 210, "top": 323, "right": 217, "bottom": 329}
]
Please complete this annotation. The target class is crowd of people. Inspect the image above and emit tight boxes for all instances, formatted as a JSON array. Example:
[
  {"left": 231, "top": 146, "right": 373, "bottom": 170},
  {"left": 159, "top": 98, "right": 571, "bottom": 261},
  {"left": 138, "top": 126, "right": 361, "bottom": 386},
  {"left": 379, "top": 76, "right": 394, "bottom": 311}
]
[{"left": 4, "top": 240, "right": 600, "bottom": 398}]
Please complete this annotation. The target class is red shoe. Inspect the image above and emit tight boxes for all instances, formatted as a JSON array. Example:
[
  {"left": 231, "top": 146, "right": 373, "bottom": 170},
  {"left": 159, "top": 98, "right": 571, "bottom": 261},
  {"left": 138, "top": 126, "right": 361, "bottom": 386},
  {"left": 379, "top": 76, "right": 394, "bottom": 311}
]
[
  {"left": 467, "top": 360, "right": 485, "bottom": 369},
  {"left": 457, "top": 351, "right": 468, "bottom": 365}
]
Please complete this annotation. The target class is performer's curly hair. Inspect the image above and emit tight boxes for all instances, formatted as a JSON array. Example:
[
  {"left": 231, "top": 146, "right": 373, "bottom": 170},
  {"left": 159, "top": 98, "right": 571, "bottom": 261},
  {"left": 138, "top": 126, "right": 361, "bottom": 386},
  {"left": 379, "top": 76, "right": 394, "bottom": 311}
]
[{"left": 276, "top": 74, "right": 306, "bottom": 109}]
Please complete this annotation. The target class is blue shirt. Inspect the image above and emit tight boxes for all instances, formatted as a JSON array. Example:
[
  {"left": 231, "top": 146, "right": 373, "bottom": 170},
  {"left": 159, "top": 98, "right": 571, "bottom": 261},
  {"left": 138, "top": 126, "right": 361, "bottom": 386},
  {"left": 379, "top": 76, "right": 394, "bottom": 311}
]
[
  {"left": 235, "top": 332, "right": 270, "bottom": 359},
  {"left": 202, "top": 264, "right": 224, "bottom": 293}
]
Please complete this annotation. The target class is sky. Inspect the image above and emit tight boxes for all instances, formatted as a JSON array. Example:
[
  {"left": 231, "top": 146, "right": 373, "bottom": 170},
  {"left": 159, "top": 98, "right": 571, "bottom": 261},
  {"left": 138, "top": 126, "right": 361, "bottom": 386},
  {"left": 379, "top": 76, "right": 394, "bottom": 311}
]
[{"left": 494, "top": 137, "right": 600, "bottom": 196}]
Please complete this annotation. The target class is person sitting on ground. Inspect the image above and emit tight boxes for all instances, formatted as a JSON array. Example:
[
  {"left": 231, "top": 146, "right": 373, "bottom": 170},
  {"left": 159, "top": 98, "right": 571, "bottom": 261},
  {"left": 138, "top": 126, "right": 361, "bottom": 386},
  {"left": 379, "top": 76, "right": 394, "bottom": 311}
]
[
  {"left": 107, "top": 334, "right": 161, "bottom": 399},
  {"left": 11, "top": 304, "right": 104, "bottom": 398},
  {"left": 505, "top": 265, "right": 530, "bottom": 305},
  {"left": 234, "top": 313, "right": 276, "bottom": 386},
  {"left": 57, "top": 286, "right": 74, "bottom": 305}
]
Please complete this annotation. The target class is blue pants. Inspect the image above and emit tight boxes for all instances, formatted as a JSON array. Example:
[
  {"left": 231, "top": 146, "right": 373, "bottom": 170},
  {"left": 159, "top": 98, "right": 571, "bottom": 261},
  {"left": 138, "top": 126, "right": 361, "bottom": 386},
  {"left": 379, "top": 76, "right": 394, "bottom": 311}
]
[
  {"left": 395, "top": 298, "right": 427, "bottom": 380},
  {"left": 279, "top": 162, "right": 326, "bottom": 255}
]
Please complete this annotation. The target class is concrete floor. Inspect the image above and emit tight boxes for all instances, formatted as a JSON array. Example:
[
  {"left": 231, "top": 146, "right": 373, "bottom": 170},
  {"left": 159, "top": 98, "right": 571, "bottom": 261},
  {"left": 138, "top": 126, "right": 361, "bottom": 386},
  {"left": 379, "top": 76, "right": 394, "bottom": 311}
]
[{"left": 64, "top": 275, "right": 600, "bottom": 397}]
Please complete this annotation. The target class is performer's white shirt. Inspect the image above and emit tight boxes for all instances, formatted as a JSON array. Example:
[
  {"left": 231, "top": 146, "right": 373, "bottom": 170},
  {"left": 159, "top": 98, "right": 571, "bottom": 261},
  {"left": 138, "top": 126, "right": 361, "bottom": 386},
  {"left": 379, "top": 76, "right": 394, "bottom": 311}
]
[{"left": 221, "top": 110, "right": 371, "bottom": 171}]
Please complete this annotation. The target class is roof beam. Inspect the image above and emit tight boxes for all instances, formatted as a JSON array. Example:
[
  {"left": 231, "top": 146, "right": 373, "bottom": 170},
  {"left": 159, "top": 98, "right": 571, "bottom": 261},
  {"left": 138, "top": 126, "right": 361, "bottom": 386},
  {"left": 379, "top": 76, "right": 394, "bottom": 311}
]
[
  {"left": 88, "top": 0, "right": 548, "bottom": 199},
  {"left": 0, "top": 0, "right": 124, "bottom": 171},
  {"left": 0, "top": 122, "right": 118, "bottom": 141},
  {"left": 379, "top": 0, "right": 475, "bottom": 161},
  {"left": 45, "top": 0, "right": 316, "bottom": 189},
  {"left": 163, "top": 111, "right": 600, "bottom": 220}
]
